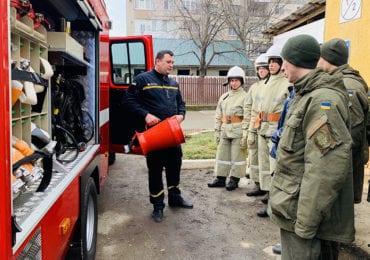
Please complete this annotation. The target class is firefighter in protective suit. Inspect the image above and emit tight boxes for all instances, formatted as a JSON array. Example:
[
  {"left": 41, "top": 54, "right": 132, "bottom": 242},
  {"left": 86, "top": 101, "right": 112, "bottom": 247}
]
[
  {"left": 208, "top": 66, "right": 248, "bottom": 191},
  {"left": 244, "top": 53, "right": 270, "bottom": 195},
  {"left": 251, "top": 44, "right": 290, "bottom": 217}
]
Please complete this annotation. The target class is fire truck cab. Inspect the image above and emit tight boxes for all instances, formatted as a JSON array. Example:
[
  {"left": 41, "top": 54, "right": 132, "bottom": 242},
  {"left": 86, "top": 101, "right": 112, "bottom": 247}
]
[{"left": 0, "top": 0, "right": 153, "bottom": 259}]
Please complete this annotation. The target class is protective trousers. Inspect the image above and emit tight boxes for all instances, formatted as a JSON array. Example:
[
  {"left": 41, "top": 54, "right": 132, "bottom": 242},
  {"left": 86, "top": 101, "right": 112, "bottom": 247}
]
[
  {"left": 215, "top": 137, "right": 247, "bottom": 179},
  {"left": 247, "top": 132, "right": 259, "bottom": 183},
  {"left": 146, "top": 146, "right": 182, "bottom": 210},
  {"left": 257, "top": 135, "right": 275, "bottom": 191}
]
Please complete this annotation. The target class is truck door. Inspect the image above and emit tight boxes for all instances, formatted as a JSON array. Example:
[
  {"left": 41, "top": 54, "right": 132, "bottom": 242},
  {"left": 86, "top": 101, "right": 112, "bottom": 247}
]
[{"left": 109, "top": 35, "right": 154, "bottom": 154}]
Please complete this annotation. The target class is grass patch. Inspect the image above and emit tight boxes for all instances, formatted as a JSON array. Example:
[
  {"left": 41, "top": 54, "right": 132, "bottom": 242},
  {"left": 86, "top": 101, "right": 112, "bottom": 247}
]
[{"left": 182, "top": 131, "right": 217, "bottom": 159}]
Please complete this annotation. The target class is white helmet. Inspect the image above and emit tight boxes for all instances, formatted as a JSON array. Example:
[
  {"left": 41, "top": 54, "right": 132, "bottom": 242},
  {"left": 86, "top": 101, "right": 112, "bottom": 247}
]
[
  {"left": 254, "top": 53, "right": 269, "bottom": 69},
  {"left": 266, "top": 44, "right": 283, "bottom": 60},
  {"left": 223, "top": 66, "right": 245, "bottom": 86}
]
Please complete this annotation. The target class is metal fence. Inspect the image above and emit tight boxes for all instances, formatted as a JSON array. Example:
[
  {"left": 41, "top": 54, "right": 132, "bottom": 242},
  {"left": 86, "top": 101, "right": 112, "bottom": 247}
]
[{"left": 171, "top": 76, "right": 258, "bottom": 106}]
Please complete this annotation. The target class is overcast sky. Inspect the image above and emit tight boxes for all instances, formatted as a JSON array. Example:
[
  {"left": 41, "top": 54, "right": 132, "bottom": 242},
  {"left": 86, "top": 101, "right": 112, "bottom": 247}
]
[{"left": 106, "top": 0, "right": 127, "bottom": 36}]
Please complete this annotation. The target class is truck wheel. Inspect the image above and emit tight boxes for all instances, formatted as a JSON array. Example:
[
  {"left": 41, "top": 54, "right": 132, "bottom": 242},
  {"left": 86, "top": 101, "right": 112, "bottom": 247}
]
[{"left": 81, "top": 177, "right": 98, "bottom": 259}]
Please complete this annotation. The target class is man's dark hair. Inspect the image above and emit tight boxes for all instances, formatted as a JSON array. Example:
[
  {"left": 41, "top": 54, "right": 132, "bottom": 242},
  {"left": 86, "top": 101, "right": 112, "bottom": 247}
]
[{"left": 156, "top": 50, "right": 174, "bottom": 60}]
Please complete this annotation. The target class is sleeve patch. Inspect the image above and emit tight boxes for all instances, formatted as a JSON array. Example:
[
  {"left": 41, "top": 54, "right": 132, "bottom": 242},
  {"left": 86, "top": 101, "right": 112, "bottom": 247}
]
[{"left": 312, "top": 124, "right": 335, "bottom": 153}]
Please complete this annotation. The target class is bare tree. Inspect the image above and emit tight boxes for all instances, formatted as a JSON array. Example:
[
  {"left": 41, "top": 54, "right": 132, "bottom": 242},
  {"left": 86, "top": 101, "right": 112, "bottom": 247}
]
[
  {"left": 222, "top": 0, "right": 305, "bottom": 59},
  {"left": 172, "top": 0, "right": 244, "bottom": 77}
]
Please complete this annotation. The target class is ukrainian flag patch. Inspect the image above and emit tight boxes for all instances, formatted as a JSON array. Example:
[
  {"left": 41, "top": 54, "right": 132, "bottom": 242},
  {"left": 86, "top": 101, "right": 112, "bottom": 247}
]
[
  {"left": 347, "top": 90, "right": 353, "bottom": 97},
  {"left": 321, "top": 102, "right": 331, "bottom": 110}
]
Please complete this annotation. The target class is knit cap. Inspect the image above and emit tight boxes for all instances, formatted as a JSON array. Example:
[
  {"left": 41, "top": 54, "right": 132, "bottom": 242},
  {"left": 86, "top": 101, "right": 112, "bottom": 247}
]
[
  {"left": 281, "top": 34, "right": 320, "bottom": 69},
  {"left": 321, "top": 38, "right": 348, "bottom": 66}
]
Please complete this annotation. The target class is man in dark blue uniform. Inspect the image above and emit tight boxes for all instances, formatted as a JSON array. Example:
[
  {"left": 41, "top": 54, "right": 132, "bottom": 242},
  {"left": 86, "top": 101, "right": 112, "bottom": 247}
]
[{"left": 127, "top": 50, "right": 193, "bottom": 223}]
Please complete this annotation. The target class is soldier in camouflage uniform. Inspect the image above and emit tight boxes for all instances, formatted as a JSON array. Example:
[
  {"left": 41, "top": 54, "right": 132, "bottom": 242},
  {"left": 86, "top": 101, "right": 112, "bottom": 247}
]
[
  {"left": 208, "top": 66, "right": 248, "bottom": 191},
  {"left": 269, "top": 34, "right": 354, "bottom": 259},
  {"left": 244, "top": 53, "right": 270, "bottom": 196},
  {"left": 317, "top": 38, "right": 369, "bottom": 204}
]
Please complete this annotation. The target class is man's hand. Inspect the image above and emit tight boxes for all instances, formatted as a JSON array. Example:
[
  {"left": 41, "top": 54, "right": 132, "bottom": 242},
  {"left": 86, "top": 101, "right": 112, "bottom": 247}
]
[
  {"left": 145, "top": 113, "right": 161, "bottom": 126},
  {"left": 175, "top": 114, "right": 184, "bottom": 123}
]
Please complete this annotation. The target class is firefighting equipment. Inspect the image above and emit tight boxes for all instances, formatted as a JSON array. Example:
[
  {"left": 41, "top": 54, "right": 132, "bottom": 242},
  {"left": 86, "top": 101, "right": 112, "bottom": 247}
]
[
  {"left": 255, "top": 53, "right": 269, "bottom": 69},
  {"left": 254, "top": 111, "right": 281, "bottom": 129},
  {"left": 266, "top": 44, "right": 283, "bottom": 60},
  {"left": 31, "top": 123, "right": 56, "bottom": 155},
  {"left": 321, "top": 38, "right": 349, "bottom": 66},
  {"left": 11, "top": 147, "right": 41, "bottom": 186},
  {"left": 129, "top": 116, "right": 185, "bottom": 155},
  {"left": 11, "top": 58, "right": 51, "bottom": 106},
  {"left": 39, "top": 57, "right": 54, "bottom": 80},
  {"left": 19, "top": 79, "right": 37, "bottom": 105},
  {"left": 30, "top": 67, "right": 44, "bottom": 93},
  {"left": 11, "top": 80, "right": 23, "bottom": 106},
  {"left": 12, "top": 136, "right": 34, "bottom": 156},
  {"left": 10, "top": 0, "right": 32, "bottom": 19},
  {"left": 223, "top": 66, "right": 246, "bottom": 86},
  {"left": 281, "top": 34, "right": 320, "bottom": 69},
  {"left": 12, "top": 174, "right": 25, "bottom": 199}
]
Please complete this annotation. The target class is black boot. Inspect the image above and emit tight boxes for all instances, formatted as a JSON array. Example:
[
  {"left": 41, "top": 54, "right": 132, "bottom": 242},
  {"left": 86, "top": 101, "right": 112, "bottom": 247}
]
[
  {"left": 257, "top": 207, "right": 269, "bottom": 217},
  {"left": 208, "top": 176, "right": 226, "bottom": 188},
  {"left": 226, "top": 176, "right": 239, "bottom": 191},
  {"left": 261, "top": 192, "right": 269, "bottom": 204},
  {"left": 246, "top": 182, "right": 267, "bottom": 196}
]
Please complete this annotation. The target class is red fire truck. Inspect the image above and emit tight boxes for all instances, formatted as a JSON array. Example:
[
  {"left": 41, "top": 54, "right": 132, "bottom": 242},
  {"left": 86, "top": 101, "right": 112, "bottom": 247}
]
[{"left": 0, "top": 0, "right": 153, "bottom": 259}]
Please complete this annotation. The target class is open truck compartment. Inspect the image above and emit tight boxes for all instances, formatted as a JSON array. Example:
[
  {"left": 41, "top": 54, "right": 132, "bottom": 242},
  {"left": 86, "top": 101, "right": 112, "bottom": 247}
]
[{"left": 10, "top": 0, "right": 100, "bottom": 253}]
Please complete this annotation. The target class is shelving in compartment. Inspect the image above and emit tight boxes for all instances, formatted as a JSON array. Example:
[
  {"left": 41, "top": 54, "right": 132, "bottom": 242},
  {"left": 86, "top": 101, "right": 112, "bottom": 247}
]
[
  {"left": 10, "top": 7, "right": 47, "bottom": 45},
  {"left": 10, "top": 8, "right": 50, "bottom": 203}
]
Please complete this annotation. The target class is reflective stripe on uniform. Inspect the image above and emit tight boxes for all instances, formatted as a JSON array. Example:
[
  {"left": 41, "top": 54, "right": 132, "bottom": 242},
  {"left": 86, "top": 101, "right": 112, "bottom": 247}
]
[
  {"left": 143, "top": 85, "right": 178, "bottom": 91},
  {"left": 150, "top": 189, "right": 164, "bottom": 198},
  {"left": 216, "top": 159, "right": 246, "bottom": 166},
  {"left": 168, "top": 185, "right": 179, "bottom": 190}
]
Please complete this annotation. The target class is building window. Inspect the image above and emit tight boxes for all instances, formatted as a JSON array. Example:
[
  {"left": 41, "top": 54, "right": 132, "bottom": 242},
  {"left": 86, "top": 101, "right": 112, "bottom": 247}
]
[
  {"left": 135, "top": 19, "right": 164, "bottom": 34},
  {"left": 134, "top": 0, "right": 154, "bottom": 10},
  {"left": 274, "top": 5, "right": 284, "bottom": 15},
  {"left": 219, "top": 70, "right": 228, "bottom": 76},
  {"left": 178, "top": 69, "right": 190, "bottom": 75},
  {"left": 181, "top": 0, "right": 197, "bottom": 10},
  {"left": 164, "top": 0, "right": 175, "bottom": 9},
  {"left": 228, "top": 28, "right": 237, "bottom": 36}
]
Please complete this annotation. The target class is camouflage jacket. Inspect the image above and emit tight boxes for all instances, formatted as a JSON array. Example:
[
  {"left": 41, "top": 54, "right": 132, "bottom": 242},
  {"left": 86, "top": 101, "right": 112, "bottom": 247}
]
[{"left": 269, "top": 68, "right": 355, "bottom": 243}]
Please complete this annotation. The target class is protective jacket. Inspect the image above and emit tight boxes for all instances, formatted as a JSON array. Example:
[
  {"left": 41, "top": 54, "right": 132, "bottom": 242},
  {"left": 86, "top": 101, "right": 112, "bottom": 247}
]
[
  {"left": 256, "top": 73, "right": 289, "bottom": 137},
  {"left": 330, "top": 64, "right": 369, "bottom": 203},
  {"left": 127, "top": 69, "right": 186, "bottom": 123},
  {"left": 245, "top": 79, "right": 267, "bottom": 134},
  {"left": 214, "top": 86, "right": 248, "bottom": 179},
  {"left": 244, "top": 79, "right": 267, "bottom": 182},
  {"left": 215, "top": 87, "right": 248, "bottom": 139},
  {"left": 269, "top": 68, "right": 355, "bottom": 244}
]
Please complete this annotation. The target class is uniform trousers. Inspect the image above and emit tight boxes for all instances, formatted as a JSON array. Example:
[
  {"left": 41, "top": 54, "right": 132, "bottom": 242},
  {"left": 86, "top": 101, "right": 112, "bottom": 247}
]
[
  {"left": 280, "top": 229, "right": 339, "bottom": 260},
  {"left": 247, "top": 132, "right": 259, "bottom": 183},
  {"left": 215, "top": 137, "right": 247, "bottom": 179},
  {"left": 257, "top": 134, "right": 275, "bottom": 191},
  {"left": 146, "top": 146, "right": 182, "bottom": 210}
]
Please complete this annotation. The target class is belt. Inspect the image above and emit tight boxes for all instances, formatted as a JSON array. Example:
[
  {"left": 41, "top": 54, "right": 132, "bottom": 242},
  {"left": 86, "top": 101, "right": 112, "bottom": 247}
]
[
  {"left": 254, "top": 112, "right": 280, "bottom": 128},
  {"left": 221, "top": 115, "right": 243, "bottom": 124}
]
